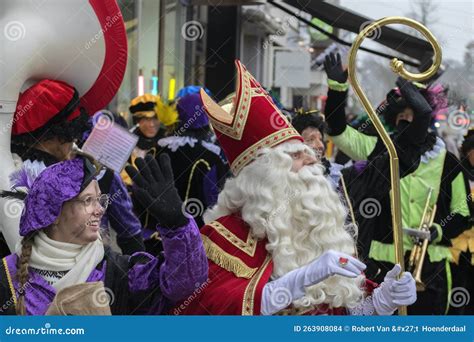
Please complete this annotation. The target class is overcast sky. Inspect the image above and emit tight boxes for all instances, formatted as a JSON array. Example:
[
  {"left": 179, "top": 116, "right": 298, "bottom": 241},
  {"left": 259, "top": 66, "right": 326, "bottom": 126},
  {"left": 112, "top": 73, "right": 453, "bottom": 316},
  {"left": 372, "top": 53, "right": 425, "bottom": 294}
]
[{"left": 339, "top": 0, "right": 473, "bottom": 62}]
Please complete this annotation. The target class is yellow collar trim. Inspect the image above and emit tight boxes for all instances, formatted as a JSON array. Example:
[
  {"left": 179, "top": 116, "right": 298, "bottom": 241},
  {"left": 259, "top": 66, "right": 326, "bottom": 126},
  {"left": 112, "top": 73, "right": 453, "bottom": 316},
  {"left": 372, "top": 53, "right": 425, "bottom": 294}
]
[
  {"left": 201, "top": 235, "right": 258, "bottom": 279},
  {"left": 242, "top": 255, "right": 272, "bottom": 315},
  {"left": 208, "top": 221, "right": 257, "bottom": 257}
]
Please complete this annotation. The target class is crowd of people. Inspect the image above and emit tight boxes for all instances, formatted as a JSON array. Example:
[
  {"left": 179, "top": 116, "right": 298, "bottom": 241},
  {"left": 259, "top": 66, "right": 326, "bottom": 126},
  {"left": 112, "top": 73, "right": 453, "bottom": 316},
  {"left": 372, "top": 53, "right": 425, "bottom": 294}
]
[{"left": 0, "top": 52, "right": 472, "bottom": 316}]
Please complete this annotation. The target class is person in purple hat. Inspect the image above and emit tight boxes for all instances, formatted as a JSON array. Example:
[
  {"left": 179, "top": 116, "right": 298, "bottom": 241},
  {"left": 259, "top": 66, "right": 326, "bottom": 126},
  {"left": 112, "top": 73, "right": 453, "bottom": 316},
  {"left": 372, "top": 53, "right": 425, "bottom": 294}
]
[
  {"left": 153, "top": 88, "right": 230, "bottom": 240},
  {"left": 0, "top": 155, "right": 208, "bottom": 315},
  {"left": 6, "top": 80, "right": 146, "bottom": 258}
]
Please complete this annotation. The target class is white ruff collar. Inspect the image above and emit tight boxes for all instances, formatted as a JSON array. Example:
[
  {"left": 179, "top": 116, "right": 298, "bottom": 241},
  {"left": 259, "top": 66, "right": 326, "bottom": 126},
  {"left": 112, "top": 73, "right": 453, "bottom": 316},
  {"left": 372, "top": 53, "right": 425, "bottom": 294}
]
[
  {"left": 420, "top": 137, "right": 445, "bottom": 164},
  {"left": 158, "top": 135, "right": 221, "bottom": 155}
]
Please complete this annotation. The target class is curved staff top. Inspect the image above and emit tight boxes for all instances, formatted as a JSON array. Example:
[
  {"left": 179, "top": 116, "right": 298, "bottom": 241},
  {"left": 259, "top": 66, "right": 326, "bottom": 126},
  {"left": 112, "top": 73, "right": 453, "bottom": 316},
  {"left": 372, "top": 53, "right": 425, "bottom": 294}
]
[
  {"left": 0, "top": 0, "right": 128, "bottom": 250},
  {"left": 347, "top": 16, "right": 442, "bottom": 315}
]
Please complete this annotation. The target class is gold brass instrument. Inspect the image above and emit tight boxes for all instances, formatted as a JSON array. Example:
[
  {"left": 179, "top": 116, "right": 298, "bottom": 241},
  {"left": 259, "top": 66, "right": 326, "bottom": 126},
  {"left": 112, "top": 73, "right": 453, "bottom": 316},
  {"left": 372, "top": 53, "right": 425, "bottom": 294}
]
[
  {"left": 72, "top": 143, "right": 104, "bottom": 176},
  {"left": 348, "top": 17, "right": 442, "bottom": 315},
  {"left": 407, "top": 188, "right": 437, "bottom": 291}
]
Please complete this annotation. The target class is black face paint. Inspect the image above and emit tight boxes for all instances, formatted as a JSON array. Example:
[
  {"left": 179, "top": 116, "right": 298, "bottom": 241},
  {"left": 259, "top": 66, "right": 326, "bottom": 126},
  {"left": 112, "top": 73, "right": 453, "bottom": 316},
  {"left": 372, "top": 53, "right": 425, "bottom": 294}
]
[
  {"left": 382, "top": 90, "right": 409, "bottom": 128},
  {"left": 396, "top": 120, "right": 410, "bottom": 132}
]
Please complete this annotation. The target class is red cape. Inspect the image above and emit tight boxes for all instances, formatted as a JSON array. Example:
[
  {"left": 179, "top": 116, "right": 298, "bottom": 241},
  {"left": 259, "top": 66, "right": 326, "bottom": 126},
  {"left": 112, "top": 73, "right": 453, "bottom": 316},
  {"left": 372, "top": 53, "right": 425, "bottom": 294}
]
[{"left": 172, "top": 214, "right": 377, "bottom": 315}]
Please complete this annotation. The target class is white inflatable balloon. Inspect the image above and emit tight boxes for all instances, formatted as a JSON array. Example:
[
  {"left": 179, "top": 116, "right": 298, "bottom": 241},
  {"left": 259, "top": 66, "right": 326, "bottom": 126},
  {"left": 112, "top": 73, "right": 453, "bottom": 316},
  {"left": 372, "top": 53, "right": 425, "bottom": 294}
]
[{"left": 0, "top": 0, "right": 127, "bottom": 251}]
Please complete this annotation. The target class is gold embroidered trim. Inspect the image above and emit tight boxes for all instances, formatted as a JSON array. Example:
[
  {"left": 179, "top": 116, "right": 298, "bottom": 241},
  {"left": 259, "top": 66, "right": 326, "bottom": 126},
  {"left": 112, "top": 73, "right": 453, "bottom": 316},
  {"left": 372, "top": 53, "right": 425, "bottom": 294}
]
[
  {"left": 231, "top": 128, "right": 301, "bottom": 174},
  {"left": 201, "top": 235, "right": 258, "bottom": 279},
  {"left": 185, "top": 159, "right": 211, "bottom": 202},
  {"left": 207, "top": 65, "right": 252, "bottom": 140},
  {"left": 242, "top": 255, "right": 272, "bottom": 315},
  {"left": 275, "top": 306, "right": 316, "bottom": 316},
  {"left": 208, "top": 221, "right": 257, "bottom": 257},
  {"left": 251, "top": 88, "right": 267, "bottom": 97},
  {"left": 2, "top": 257, "right": 17, "bottom": 309},
  {"left": 204, "top": 61, "right": 294, "bottom": 155}
]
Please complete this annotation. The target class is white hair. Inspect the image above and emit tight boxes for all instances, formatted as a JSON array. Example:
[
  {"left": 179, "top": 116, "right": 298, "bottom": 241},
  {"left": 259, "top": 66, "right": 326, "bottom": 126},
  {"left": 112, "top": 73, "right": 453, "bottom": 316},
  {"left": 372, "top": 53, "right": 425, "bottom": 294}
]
[{"left": 204, "top": 141, "right": 365, "bottom": 309}]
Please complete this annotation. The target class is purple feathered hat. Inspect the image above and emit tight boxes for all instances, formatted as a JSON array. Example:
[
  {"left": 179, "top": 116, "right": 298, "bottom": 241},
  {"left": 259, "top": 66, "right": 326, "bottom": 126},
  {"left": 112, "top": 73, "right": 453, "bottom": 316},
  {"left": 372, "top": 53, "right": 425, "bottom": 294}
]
[
  {"left": 176, "top": 92, "right": 210, "bottom": 130},
  {"left": 14, "top": 157, "right": 96, "bottom": 236}
]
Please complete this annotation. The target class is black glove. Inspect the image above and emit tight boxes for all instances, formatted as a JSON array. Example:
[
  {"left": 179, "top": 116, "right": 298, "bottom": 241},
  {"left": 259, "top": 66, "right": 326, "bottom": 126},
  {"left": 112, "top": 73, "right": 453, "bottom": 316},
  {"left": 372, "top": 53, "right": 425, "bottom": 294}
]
[
  {"left": 125, "top": 154, "right": 188, "bottom": 229},
  {"left": 429, "top": 225, "right": 440, "bottom": 243},
  {"left": 324, "top": 53, "right": 348, "bottom": 84},
  {"left": 395, "top": 77, "right": 432, "bottom": 116},
  {"left": 116, "top": 234, "right": 145, "bottom": 255}
]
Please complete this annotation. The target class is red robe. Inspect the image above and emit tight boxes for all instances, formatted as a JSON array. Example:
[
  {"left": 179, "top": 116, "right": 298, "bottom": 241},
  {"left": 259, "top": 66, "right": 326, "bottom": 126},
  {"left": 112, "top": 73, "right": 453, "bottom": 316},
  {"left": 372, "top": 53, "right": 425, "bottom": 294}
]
[{"left": 172, "top": 213, "right": 377, "bottom": 315}]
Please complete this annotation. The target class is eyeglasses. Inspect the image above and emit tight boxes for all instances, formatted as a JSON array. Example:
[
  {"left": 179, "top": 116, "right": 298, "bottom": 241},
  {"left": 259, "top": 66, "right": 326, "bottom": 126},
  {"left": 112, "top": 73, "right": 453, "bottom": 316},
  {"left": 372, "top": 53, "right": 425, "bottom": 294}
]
[{"left": 71, "top": 194, "right": 109, "bottom": 214}]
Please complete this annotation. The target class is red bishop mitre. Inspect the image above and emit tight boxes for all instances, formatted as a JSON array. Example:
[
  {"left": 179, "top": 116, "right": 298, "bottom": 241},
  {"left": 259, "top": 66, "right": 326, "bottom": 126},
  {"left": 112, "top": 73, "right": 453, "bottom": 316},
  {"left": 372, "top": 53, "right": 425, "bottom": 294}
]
[{"left": 200, "top": 60, "right": 303, "bottom": 174}]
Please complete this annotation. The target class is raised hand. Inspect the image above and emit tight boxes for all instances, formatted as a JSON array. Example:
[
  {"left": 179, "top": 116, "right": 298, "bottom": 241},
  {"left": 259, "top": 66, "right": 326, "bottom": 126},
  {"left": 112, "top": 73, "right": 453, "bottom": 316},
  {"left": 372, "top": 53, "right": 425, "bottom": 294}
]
[
  {"left": 125, "top": 154, "right": 188, "bottom": 229},
  {"left": 395, "top": 77, "right": 432, "bottom": 115},
  {"left": 324, "top": 53, "right": 348, "bottom": 84}
]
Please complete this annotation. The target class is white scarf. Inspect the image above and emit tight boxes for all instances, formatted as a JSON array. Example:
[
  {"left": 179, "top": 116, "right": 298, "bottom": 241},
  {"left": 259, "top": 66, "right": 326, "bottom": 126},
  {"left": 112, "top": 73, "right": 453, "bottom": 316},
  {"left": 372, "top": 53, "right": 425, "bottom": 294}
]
[{"left": 17, "top": 231, "right": 104, "bottom": 292}]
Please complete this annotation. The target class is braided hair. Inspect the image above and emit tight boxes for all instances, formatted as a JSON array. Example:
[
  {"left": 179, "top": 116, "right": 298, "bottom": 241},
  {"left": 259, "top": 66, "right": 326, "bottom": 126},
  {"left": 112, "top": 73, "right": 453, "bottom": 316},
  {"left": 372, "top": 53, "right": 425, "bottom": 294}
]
[{"left": 15, "top": 232, "right": 36, "bottom": 315}]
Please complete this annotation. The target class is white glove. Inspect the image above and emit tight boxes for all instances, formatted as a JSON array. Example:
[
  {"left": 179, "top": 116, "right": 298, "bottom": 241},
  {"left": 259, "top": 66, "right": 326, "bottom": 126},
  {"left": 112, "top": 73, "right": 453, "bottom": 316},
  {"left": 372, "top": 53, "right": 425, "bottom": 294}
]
[
  {"left": 372, "top": 264, "right": 417, "bottom": 315},
  {"left": 261, "top": 250, "right": 366, "bottom": 315}
]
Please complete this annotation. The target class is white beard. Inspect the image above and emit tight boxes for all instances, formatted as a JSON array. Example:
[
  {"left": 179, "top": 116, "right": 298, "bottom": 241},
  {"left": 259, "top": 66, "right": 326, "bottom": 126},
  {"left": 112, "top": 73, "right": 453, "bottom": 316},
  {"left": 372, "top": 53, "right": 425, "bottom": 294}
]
[{"left": 204, "top": 141, "right": 365, "bottom": 309}]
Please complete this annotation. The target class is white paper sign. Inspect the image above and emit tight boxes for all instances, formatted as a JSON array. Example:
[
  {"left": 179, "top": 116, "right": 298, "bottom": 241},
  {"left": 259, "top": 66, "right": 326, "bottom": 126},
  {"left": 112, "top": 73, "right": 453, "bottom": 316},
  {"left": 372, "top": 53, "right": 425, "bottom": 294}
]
[{"left": 82, "top": 116, "right": 138, "bottom": 173}]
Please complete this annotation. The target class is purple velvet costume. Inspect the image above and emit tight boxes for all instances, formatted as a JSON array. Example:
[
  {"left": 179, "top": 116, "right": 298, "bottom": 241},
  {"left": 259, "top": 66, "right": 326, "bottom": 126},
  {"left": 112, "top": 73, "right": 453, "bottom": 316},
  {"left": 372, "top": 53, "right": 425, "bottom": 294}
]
[
  {"left": 1, "top": 158, "right": 208, "bottom": 315},
  {"left": 2, "top": 219, "right": 207, "bottom": 315}
]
